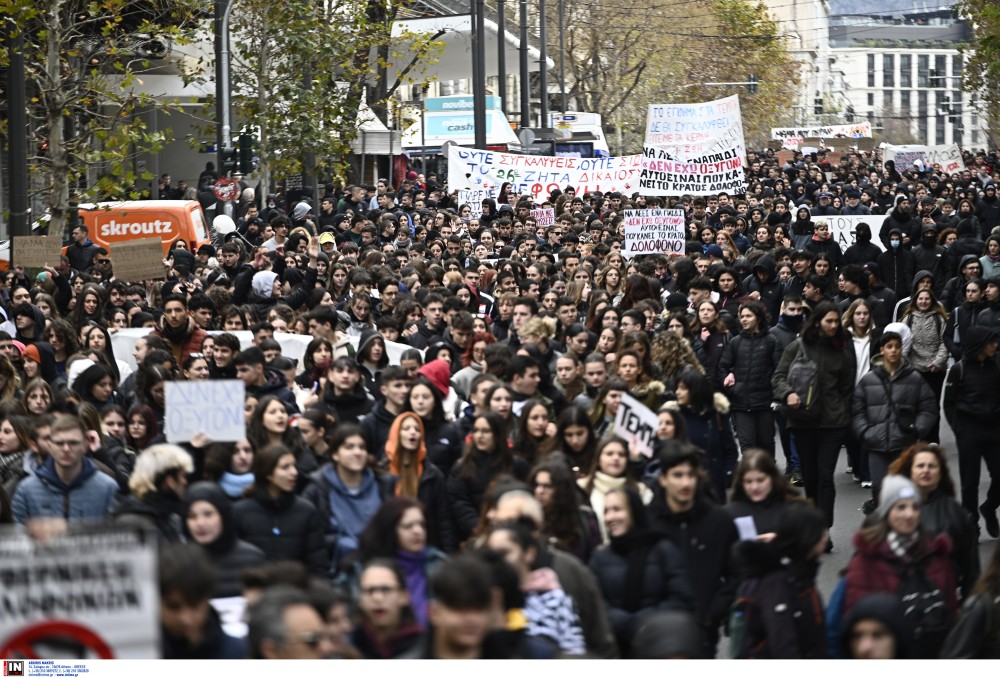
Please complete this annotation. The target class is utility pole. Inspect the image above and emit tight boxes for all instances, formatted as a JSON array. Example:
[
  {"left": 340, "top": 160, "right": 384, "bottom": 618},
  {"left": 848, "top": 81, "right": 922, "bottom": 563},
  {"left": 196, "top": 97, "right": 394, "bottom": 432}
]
[
  {"left": 472, "top": 0, "right": 487, "bottom": 148},
  {"left": 558, "top": 0, "right": 566, "bottom": 113},
  {"left": 539, "top": 0, "right": 548, "bottom": 128},
  {"left": 214, "top": 0, "right": 236, "bottom": 218},
  {"left": 519, "top": 0, "right": 530, "bottom": 128},
  {"left": 497, "top": 0, "right": 507, "bottom": 116}
]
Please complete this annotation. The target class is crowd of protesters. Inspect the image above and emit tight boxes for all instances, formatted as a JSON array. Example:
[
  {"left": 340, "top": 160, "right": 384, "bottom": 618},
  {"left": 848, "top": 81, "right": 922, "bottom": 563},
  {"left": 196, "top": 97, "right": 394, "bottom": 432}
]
[{"left": 3, "top": 145, "right": 1000, "bottom": 659}]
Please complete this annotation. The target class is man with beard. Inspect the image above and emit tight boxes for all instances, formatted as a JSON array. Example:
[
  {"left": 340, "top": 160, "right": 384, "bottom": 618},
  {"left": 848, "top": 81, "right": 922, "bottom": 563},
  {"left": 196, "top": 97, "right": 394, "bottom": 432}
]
[{"left": 151, "top": 295, "right": 208, "bottom": 365}]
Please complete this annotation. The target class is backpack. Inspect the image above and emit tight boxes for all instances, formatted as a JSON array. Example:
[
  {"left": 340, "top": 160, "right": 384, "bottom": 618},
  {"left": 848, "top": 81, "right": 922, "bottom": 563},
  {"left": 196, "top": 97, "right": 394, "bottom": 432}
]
[
  {"left": 895, "top": 559, "right": 950, "bottom": 655},
  {"left": 784, "top": 339, "right": 822, "bottom": 425}
]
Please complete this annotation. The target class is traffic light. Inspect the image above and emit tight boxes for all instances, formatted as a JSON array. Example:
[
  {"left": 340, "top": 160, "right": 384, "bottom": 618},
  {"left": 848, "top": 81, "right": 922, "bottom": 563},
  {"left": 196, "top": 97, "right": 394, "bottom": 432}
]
[
  {"left": 221, "top": 146, "right": 238, "bottom": 174},
  {"left": 238, "top": 133, "right": 256, "bottom": 174}
]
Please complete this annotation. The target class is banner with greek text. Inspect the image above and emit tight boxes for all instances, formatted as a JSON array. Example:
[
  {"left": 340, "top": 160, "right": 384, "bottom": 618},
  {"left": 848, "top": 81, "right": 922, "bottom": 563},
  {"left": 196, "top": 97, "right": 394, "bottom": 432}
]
[
  {"left": 640, "top": 95, "right": 747, "bottom": 196},
  {"left": 770, "top": 122, "right": 873, "bottom": 149},
  {"left": 883, "top": 144, "right": 966, "bottom": 174},
  {"left": 622, "top": 209, "right": 686, "bottom": 258},
  {"left": 447, "top": 145, "right": 642, "bottom": 199}
]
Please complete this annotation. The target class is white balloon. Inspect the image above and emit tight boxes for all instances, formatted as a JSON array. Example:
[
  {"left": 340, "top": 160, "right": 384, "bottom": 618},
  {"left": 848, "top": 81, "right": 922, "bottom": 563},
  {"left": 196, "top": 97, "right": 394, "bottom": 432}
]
[{"left": 213, "top": 214, "right": 236, "bottom": 234}]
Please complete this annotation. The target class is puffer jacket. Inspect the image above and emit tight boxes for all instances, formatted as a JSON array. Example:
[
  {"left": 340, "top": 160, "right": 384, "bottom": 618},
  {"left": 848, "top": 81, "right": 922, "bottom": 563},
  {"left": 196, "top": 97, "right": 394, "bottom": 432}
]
[
  {"left": 745, "top": 255, "right": 784, "bottom": 327},
  {"left": 851, "top": 360, "right": 938, "bottom": 453},
  {"left": 772, "top": 336, "right": 856, "bottom": 429},
  {"left": 233, "top": 488, "right": 330, "bottom": 578},
  {"left": 11, "top": 457, "right": 118, "bottom": 524},
  {"left": 903, "top": 310, "right": 949, "bottom": 372},
  {"left": 662, "top": 395, "right": 739, "bottom": 501},
  {"left": 719, "top": 329, "right": 783, "bottom": 410}
]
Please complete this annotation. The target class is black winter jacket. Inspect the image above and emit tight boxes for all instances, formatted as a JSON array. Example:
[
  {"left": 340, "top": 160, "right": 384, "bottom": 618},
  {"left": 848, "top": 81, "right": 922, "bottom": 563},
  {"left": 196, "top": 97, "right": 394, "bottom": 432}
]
[
  {"left": 385, "top": 464, "right": 458, "bottom": 553},
  {"left": 719, "top": 330, "right": 783, "bottom": 410},
  {"left": 921, "top": 487, "right": 980, "bottom": 598},
  {"left": 851, "top": 361, "right": 938, "bottom": 453},
  {"left": 943, "top": 350, "right": 1000, "bottom": 435},
  {"left": 733, "top": 540, "right": 827, "bottom": 659},
  {"left": 588, "top": 538, "right": 696, "bottom": 649},
  {"left": 448, "top": 452, "right": 530, "bottom": 542},
  {"left": 233, "top": 489, "right": 330, "bottom": 578},
  {"left": 772, "top": 336, "right": 856, "bottom": 430}
]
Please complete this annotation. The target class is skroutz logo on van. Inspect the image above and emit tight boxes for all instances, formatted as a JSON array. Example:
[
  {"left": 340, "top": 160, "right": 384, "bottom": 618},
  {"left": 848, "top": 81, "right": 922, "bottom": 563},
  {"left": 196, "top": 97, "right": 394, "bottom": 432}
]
[
  {"left": 3, "top": 660, "right": 24, "bottom": 676},
  {"left": 95, "top": 214, "right": 175, "bottom": 240}
]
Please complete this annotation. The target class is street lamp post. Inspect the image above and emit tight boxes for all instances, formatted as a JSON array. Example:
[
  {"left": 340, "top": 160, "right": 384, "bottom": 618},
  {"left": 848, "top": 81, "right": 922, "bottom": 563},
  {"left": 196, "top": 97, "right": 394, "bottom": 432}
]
[
  {"left": 214, "top": 0, "right": 236, "bottom": 218},
  {"left": 539, "top": 0, "right": 548, "bottom": 128},
  {"left": 558, "top": 0, "right": 566, "bottom": 113},
  {"left": 472, "top": 0, "right": 487, "bottom": 148},
  {"left": 519, "top": 0, "right": 529, "bottom": 128},
  {"left": 497, "top": 0, "right": 507, "bottom": 115}
]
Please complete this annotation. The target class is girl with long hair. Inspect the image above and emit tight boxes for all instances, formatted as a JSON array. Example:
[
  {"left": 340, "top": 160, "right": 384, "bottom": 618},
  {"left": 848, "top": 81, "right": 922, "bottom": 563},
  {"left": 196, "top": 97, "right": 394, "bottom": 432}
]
[
  {"left": 530, "top": 457, "right": 601, "bottom": 562},
  {"left": 555, "top": 406, "right": 598, "bottom": 477},
  {"left": 578, "top": 436, "right": 653, "bottom": 543},
  {"left": 513, "top": 398, "right": 557, "bottom": 466},
  {"left": 447, "top": 411, "right": 529, "bottom": 542},
  {"left": 900, "top": 289, "right": 949, "bottom": 443},
  {"left": 724, "top": 449, "right": 803, "bottom": 538}
]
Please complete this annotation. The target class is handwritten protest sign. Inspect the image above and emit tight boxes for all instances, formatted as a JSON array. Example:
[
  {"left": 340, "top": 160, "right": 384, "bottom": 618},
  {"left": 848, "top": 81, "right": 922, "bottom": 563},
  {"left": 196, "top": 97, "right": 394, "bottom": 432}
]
[
  {"left": 883, "top": 144, "right": 966, "bottom": 174},
  {"left": 448, "top": 145, "right": 642, "bottom": 199},
  {"left": 457, "top": 187, "right": 496, "bottom": 219},
  {"left": 0, "top": 527, "right": 158, "bottom": 658},
  {"left": 164, "top": 380, "right": 246, "bottom": 443},
  {"left": 622, "top": 209, "right": 686, "bottom": 258},
  {"left": 640, "top": 95, "right": 746, "bottom": 196},
  {"left": 530, "top": 208, "right": 555, "bottom": 227},
  {"left": 824, "top": 215, "right": 888, "bottom": 252},
  {"left": 771, "top": 122, "right": 872, "bottom": 149},
  {"left": 12, "top": 237, "right": 61, "bottom": 268},
  {"left": 111, "top": 238, "right": 164, "bottom": 282},
  {"left": 613, "top": 393, "right": 660, "bottom": 459}
]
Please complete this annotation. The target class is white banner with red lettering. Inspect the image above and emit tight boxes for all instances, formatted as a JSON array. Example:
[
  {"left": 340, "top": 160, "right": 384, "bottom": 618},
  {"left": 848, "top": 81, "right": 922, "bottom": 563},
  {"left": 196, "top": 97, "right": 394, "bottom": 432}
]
[{"left": 447, "top": 145, "right": 642, "bottom": 199}]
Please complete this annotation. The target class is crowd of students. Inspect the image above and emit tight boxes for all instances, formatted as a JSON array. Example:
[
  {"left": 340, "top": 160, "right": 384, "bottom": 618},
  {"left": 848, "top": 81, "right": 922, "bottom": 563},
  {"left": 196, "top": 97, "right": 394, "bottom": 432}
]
[{"left": 4, "top": 146, "right": 1000, "bottom": 659}]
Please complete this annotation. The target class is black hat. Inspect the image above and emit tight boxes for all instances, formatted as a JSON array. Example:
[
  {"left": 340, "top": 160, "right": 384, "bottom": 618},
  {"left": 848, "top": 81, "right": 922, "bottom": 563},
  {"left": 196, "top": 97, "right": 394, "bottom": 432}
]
[{"left": 197, "top": 243, "right": 216, "bottom": 257}]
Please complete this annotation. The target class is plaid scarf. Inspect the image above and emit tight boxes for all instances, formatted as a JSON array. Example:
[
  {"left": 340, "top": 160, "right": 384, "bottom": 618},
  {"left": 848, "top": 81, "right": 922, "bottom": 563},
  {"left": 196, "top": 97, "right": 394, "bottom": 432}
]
[{"left": 887, "top": 530, "right": 919, "bottom": 560}]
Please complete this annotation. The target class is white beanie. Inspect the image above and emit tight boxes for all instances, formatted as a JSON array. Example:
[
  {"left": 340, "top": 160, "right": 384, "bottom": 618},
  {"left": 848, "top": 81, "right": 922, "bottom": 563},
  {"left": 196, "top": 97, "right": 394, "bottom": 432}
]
[{"left": 877, "top": 475, "right": 921, "bottom": 521}]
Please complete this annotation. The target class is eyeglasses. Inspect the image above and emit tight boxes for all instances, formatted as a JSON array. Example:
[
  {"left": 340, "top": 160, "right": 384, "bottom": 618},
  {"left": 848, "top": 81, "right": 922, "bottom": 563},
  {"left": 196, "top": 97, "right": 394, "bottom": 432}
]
[{"left": 289, "top": 630, "right": 335, "bottom": 649}]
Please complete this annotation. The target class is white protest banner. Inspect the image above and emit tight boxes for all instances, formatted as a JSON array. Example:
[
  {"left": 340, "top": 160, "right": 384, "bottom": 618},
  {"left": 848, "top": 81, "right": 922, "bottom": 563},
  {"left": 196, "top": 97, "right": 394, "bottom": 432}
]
[
  {"left": 884, "top": 144, "right": 966, "bottom": 174},
  {"left": 457, "top": 186, "right": 496, "bottom": 219},
  {"left": 0, "top": 527, "right": 158, "bottom": 658},
  {"left": 640, "top": 95, "right": 746, "bottom": 196},
  {"left": 770, "top": 122, "right": 873, "bottom": 149},
  {"left": 823, "top": 215, "right": 888, "bottom": 253},
  {"left": 622, "top": 209, "right": 686, "bottom": 258},
  {"left": 447, "top": 145, "right": 642, "bottom": 199},
  {"left": 530, "top": 208, "right": 555, "bottom": 228},
  {"left": 164, "top": 380, "right": 246, "bottom": 443},
  {"left": 613, "top": 393, "right": 660, "bottom": 459}
]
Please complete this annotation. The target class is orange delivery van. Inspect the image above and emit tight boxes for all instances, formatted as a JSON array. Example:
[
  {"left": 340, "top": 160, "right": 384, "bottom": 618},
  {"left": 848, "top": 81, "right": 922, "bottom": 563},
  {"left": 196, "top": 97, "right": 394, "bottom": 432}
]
[{"left": 77, "top": 200, "right": 213, "bottom": 255}]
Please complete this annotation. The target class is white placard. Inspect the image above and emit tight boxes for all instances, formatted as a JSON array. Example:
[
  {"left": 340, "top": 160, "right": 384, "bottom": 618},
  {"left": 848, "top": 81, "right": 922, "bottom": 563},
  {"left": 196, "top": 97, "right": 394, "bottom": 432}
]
[
  {"left": 164, "top": 380, "right": 246, "bottom": 443},
  {"left": 622, "top": 209, "right": 686, "bottom": 258},
  {"left": 884, "top": 144, "right": 966, "bottom": 174},
  {"left": 613, "top": 393, "right": 660, "bottom": 459}
]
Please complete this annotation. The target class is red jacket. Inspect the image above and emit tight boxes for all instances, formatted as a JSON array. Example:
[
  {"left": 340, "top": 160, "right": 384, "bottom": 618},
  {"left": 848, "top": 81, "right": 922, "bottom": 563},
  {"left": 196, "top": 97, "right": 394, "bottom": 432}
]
[
  {"left": 152, "top": 321, "right": 208, "bottom": 366},
  {"left": 843, "top": 530, "right": 957, "bottom": 619}
]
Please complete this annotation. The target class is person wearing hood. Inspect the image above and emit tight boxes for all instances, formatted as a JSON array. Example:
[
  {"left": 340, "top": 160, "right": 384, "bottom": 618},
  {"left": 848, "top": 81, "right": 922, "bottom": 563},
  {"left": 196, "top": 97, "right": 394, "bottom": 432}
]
[
  {"left": 790, "top": 206, "right": 814, "bottom": 250},
  {"left": 911, "top": 224, "right": 947, "bottom": 289},
  {"left": 843, "top": 475, "right": 957, "bottom": 658},
  {"left": 10, "top": 302, "right": 46, "bottom": 348},
  {"left": 947, "top": 218, "right": 987, "bottom": 279},
  {"left": 976, "top": 183, "right": 1000, "bottom": 237},
  {"left": 383, "top": 412, "right": 456, "bottom": 553},
  {"left": 877, "top": 228, "right": 916, "bottom": 300},
  {"left": 588, "top": 487, "right": 695, "bottom": 654},
  {"left": 745, "top": 254, "right": 784, "bottom": 327},
  {"left": 879, "top": 194, "right": 920, "bottom": 249},
  {"left": 646, "top": 442, "right": 738, "bottom": 657},
  {"left": 319, "top": 356, "right": 374, "bottom": 422},
  {"left": 943, "top": 326, "right": 1000, "bottom": 535},
  {"left": 235, "top": 443, "right": 329, "bottom": 578},
  {"left": 231, "top": 235, "right": 320, "bottom": 317},
  {"left": 944, "top": 276, "right": 985, "bottom": 360},
  {"left": 182, "top": 482, "right": 266, "bottom": 598},
  {"left": 356, "top": 328, "right": 389, "bottom": 396},
  {"left": 11, "top": 414, "right": 119, "bottom": 524},
  {"left": 731, "top": 502, "right": 829, "bottom": 658},
  {"left": 852, "top": 332, "right": 938, "bottom": 512},
  {"left": 842, "top": 222, "right": 882, "bottom": 267},
  {"left": 629, "top": 610, "right": 704, "bottom": 659},
  {"left": 302, "top": 423, "right": 391, "bottom": 574},
  {"left": 479, "top": 198, "right": 499, "bottom": 229},
  {"left": 839, "top": 593, "right": 911, "bottom": 659}
]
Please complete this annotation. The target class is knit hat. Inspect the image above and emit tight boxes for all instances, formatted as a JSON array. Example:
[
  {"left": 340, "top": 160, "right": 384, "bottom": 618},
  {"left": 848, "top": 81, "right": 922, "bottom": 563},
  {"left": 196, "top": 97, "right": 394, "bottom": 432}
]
[
  {"left": 417, "top": 358, "right": 451, "bottom": 398},
  {"left": 251, "top": 270, "right": 278, "bottom": 298},
  {"left": 705, "top": 244, "right": 725, "bottom": 259},
  {"left": 665, "top": 292, "right": 689, "bottom": 312},
  {"left": 877, "top": 475, "right": 921, "bottom": 521}
]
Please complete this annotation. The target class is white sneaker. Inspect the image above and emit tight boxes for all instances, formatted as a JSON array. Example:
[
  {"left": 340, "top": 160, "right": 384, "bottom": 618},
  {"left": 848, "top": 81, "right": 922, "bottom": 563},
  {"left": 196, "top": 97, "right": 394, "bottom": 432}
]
[{"left": 860, "top": 481, "right": 872, "bottom": 488}]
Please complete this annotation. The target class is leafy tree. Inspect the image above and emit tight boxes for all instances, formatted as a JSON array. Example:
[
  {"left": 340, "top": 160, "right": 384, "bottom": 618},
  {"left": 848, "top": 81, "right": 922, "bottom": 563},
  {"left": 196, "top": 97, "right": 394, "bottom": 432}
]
[
  {"left": 0, "top": 0, "right": 201, "bottom": 238},
  {"left": 958, "top": 0, "right": 1000, "bottom": 147}
]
